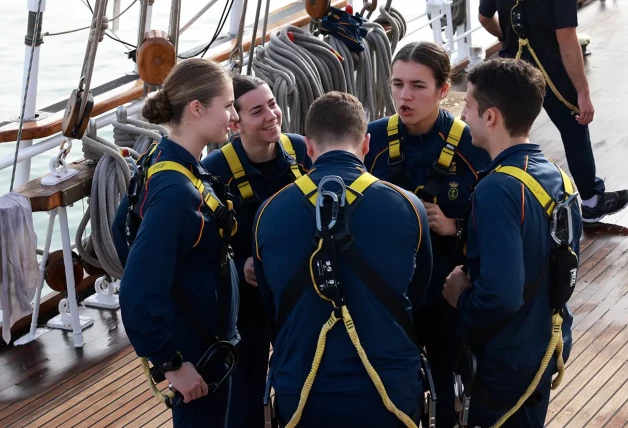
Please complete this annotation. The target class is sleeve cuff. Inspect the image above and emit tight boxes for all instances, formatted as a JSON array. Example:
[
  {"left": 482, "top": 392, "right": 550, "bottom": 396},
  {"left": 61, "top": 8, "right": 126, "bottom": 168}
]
[{"left": 146, "top": 340, "right": 180, "bottom": 367}]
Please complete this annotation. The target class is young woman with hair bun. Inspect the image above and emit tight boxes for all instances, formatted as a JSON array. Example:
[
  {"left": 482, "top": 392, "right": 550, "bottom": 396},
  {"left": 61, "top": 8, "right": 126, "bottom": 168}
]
[{"left": 112, "top": 58, "right": 239, "bottom": 427}]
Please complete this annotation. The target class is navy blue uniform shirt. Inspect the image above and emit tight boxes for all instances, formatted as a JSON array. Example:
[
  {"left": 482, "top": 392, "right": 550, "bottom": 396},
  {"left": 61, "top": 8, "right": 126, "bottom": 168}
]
[
  {"left": 479, "top": 0, "right": 579, "bottom": 101},
  {"left": 460, "top": 143, "right": 581, "bottom": 390},
  {"left": 201, "top": 134, "right": 311, "bottom": 319},
  {"left": 365, "top": 109, "right": 490, "bottom": 305},
  {"left": 113, "top": 137, "right": 238, "bottom": 366},
  {"left": 252, "top": 150, "right": 433, "bottom": 421}
]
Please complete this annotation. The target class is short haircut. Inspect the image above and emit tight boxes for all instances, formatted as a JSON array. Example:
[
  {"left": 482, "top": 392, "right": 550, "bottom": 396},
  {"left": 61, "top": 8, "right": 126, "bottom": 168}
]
[
  {"left": 305, "top": 92, "right": 367, "bottom": 148},
  {"left": 467, "top": 57, "right": 546, "bottom": 137}
]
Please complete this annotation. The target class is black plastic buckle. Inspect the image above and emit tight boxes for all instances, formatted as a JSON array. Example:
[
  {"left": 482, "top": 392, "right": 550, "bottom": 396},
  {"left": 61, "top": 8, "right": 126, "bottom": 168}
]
[{"left": 387, "top": 151, "right": 405, "bottom": 167}]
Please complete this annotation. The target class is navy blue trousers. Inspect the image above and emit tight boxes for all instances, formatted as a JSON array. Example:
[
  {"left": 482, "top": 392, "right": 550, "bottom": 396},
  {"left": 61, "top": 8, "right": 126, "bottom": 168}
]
[
  {"left": 275, "top": 392, "right": 420, "bottom": 427},
  {"left": 414, "top": 297, "right": 462, "bottom": 428},
  {"left": 226, "top": 315, "right": 272, "bottom": 428},
  {"left": 171, "top": 375, "right": 230, "bottom": 427},
  {"left": 543, "top": 82, "right": 605, "bottom": 200},
  {"left": 467, "top": 368, "right": 554, "bottom": 428}
]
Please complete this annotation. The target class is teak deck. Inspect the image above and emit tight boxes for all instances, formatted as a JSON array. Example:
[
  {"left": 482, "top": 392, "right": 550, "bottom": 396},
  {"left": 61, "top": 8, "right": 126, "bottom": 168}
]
[{"left": 1, "top": 1, "right": 627, "bottom": 427}]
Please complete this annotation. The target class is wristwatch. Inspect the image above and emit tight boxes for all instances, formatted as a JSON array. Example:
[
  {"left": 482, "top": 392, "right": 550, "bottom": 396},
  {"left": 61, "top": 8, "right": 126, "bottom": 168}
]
[{"left": 160, "top": 351, "right": 184, "bottom": 373}]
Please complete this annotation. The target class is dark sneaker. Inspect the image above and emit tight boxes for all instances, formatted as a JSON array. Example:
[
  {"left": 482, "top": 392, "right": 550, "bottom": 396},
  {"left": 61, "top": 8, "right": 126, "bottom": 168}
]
[{"left": 582, "top": 190, "right": 628, "bottom": 223}]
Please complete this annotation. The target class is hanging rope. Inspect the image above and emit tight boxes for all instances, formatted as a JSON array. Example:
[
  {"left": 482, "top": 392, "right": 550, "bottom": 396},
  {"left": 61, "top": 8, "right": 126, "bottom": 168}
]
[
  {"left": 364, "top": 21, "right": 395, "bottom": 118},
  {"left": 252, "top": 47, "right": 300, "bottom": 132},
  {"left": 230, "top": 0, "right": 250, "bottom": 74},
  {"left": 9, "top": 0, "right": 43, "bottom": 192},
  {"left": 374, "top": 4, "right": 406, "bottom": 54},
  {"left": 253, "top": 26, "right": 325, "bottom": 133},
  {"left": 246, "top": 0, "right": 265, "bottom": 75},
  {"left": 112, "top": 107, "right": 165, "bottom": 156},
  {"left": 79, "top": 0, "right": 109, "bottom": 122},
  {"left": 75, "top": 121, "right": 134, "bottom": 280}
]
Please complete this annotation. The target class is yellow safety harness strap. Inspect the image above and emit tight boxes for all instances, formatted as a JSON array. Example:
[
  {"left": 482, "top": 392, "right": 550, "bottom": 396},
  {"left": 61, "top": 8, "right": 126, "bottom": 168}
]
[
  {"left": 279, "top": 134, "right": 303, "bottom": 179},
  {"left": 147, "top": 161, "right": 237, "bottom": 237},
  {"left": 493, "top": 162, "right": 574, "bottom": 217},
  {"left": 493, "top": 165, "right": 556, "bottom": 217},
  {"left": 387, "top": 114, "right": 402, "bottom": 161},
  {"left": 287, "top": 172, "right": 418, "bottom": 428},
  {"left": 294, "top": 172, "right": 379, "bottom": 206},
  {"left": 221, "top": 143, "right": 255, "bottom": 200},
  {"left": 488, "top": 161, "right": 573, "bottom": 427},
  {"left": 436, "top": 118, "right": 465, "bottom": 170},
  {"left": 491, "top": 312, "right": 564, "bottom": 428}
]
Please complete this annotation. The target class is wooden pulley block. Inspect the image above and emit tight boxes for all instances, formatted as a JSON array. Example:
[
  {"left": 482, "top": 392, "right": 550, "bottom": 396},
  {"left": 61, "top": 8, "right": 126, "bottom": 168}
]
[
  {"left": 61, "top": 88, "right": 94, "bottom": 139},
  {"left": 137, "top": 30, "right": 177, "bottom": 86},
  {"left": 45, "top": 250, "right": 84, "bottom": 293},
  {"left": 306, "top": 0, "right": 331, "bottom": 20}
]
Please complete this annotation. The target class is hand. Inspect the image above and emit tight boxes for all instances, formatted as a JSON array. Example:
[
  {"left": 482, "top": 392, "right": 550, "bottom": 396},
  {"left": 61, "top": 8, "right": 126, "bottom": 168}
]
[
  {"left": 244, "top": 257, "right": 257, "bottom": 287},
  {"left": 165, "top": 362, "right": 208, "bottom": 404},
  {"left": 443, "top": 265, "right": 472, "bottom": 308},
  {"left": 576, "top": 92, "right": 594, "bottom": 125},
  {"left": 423, "top": 201, "right": 457, "bottom": 236}
]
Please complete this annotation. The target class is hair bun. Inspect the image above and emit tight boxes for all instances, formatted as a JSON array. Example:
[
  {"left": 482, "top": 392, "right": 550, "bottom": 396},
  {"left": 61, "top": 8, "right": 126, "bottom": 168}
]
[{"left": 142, "top": 90, "right": 172, "bottom": 124}]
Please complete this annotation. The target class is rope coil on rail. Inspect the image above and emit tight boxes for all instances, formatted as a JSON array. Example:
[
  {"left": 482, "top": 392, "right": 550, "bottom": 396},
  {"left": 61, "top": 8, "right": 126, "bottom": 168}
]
[{"left": 75, "top": 121, "right": 133, "bottom": 280}]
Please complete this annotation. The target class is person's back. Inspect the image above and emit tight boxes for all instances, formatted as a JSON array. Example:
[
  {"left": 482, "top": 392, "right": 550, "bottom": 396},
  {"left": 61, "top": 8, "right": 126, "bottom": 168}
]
[{"left": 253, "top": 92, "right": 433, "bottom": 427}]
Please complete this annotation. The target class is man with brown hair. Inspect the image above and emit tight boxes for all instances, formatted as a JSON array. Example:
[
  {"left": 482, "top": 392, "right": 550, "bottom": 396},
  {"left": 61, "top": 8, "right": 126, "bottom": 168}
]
[
  {"left": 444, "top": 58, "right": 582, "bottom": 427},
  {"left": 252, "top": 91, "right": 433, "bottom": 427}
]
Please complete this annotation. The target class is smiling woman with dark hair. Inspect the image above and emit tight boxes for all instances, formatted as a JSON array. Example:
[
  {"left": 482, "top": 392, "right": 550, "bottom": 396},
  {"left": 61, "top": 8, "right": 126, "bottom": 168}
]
[{"left": 201, "top": 74, "right": 311, "bottom": 428}]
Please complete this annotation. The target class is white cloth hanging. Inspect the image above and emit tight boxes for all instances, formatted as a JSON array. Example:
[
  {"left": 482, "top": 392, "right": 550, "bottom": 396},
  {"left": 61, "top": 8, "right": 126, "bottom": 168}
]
[{"left": 0, "top": 192, "right": 39, "bottom": 344}]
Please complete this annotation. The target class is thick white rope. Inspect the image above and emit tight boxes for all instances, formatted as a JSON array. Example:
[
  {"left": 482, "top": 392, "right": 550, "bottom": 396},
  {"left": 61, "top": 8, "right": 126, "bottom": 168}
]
[{"left": 76, "top": 124, "right": 132, "bottom": 280}]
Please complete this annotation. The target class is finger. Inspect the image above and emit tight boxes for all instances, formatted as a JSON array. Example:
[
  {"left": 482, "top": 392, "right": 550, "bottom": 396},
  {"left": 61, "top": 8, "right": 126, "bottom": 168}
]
[
  {"left": 182, "top": 389, "right": 192, "bottom": 404},
  {"left": 200, "top": 378, "right": 209, "bottom": 397}
]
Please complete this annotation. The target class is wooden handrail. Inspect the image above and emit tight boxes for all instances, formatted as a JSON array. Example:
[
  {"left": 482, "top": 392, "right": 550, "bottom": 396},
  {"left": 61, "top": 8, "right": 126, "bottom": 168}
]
[{"left": 0, "top": 0, "right": 347, "bottom": 144}]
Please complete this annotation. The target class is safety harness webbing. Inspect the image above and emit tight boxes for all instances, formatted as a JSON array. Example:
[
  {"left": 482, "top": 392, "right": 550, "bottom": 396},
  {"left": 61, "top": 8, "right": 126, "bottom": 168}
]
[
  {"left": 387, "top": 114, "right": 466, "bottom": 200},
  {"left": 130, "top": 143, "right": 238, "bottom": 408},
  {"left": 282, "top": 172, "right": 419, "bottom": 428},
  {"left": 221, "top": 134, "right": 303, "bottom": 201}
]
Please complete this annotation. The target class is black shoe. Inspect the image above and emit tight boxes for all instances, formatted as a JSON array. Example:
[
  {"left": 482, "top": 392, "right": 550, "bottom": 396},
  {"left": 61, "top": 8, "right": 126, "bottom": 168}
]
[{"left": 582, "top": 190, "right": 628, "bottom": 223}]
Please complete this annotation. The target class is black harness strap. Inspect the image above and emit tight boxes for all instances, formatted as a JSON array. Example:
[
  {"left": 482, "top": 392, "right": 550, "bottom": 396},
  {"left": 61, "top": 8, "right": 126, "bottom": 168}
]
[{"left": 344, "top": 245, "right": 421, "bottom": 350}]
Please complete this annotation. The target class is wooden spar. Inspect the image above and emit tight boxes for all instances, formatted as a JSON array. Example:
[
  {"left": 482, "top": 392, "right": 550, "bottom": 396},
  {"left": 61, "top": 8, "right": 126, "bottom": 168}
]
[{"left": 0, "top": 0, "right": 348, "bottom": 144}]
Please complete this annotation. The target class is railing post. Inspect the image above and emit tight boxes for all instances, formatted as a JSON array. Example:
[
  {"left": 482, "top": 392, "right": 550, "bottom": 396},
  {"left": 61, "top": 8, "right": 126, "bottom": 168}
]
[
  {"left": 427, "top": 0, "right": 443, "bottom": 46},
  {"left": 443, "top": 0, "right": 455, "bottom": 54},
  {"left": 14, "top": 0, "right": 47, "bottom": 188}
]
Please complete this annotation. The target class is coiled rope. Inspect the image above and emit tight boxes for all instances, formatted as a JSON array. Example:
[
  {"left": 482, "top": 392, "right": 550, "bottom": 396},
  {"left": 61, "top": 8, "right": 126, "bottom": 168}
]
[{"left": 75, "top": 122, "right": 136, "bottom": 280}]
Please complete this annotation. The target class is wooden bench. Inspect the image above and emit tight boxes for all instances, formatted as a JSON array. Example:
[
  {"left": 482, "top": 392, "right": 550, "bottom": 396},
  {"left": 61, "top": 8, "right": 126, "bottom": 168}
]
[{"left": 10, "top": 160, "right": 99, "bottom": 348}]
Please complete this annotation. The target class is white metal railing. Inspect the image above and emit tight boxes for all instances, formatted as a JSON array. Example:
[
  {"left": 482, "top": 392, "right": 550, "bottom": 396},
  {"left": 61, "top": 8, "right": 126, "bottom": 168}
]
[{"left": 0, "top": 100, "right": 145, "bottom": 172}]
